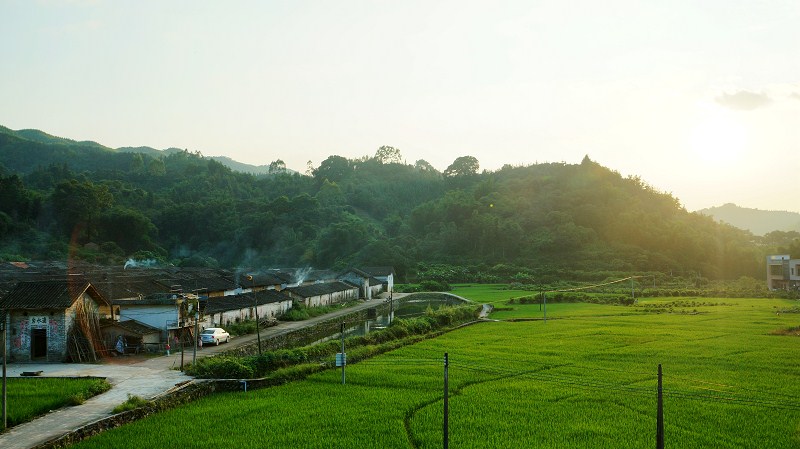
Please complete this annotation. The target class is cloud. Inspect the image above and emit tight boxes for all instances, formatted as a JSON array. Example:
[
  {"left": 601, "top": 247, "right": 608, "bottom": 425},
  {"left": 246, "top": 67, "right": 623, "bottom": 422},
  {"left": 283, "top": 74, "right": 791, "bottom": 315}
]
[
  {"left": 714, "top": 90, "right": 772, "bottom": 111},
  {"left": 790, "top": 92, "right": 800, "bottom": 101}
]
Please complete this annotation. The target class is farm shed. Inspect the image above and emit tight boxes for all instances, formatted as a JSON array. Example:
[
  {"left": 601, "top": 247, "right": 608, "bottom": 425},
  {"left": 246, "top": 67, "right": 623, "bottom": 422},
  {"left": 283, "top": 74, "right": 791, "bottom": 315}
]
[
  {"left": 101, "top": 319, "right": 162, "bottom": 353},
  {"left": 285, "top": 281, "right": 359, "bottom": 307},
  {"left": 0, "top": 279, "right": 109, "bottom": 362},
  {"left": 203, "top": 289, "right": 292, "bottom": 327}
]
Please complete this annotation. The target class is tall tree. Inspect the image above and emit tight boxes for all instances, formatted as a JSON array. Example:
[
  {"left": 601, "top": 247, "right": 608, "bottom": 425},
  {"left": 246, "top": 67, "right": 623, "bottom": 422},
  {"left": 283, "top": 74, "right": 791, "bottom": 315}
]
[
  {"left": 444, "top": 156, "right": 479, "bottom": 177},
  {"left": 374, "top": 145, "right": 403, "bottom": 164}
]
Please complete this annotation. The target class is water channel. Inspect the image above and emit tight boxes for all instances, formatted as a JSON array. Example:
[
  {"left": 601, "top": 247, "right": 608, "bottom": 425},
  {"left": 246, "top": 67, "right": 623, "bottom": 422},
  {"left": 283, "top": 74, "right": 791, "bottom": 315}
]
[{"left": 321, "top": 294, "right": 471, "bottom": 343}]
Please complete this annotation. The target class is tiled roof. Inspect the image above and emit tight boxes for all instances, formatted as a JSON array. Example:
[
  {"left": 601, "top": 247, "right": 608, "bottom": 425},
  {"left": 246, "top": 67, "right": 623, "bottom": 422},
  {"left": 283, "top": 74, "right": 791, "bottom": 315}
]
[
  {"left": 0, "top": 279, "right": 108, "bottom": 310},
  {"left": 204, "top": 290, "right": 291, "bottom": 314},
  {"left": 287, "top": 281, "right": 358, "bottom": 298},
  {"left": 102, "top": 319, "right": 161, "bottom": 335}
]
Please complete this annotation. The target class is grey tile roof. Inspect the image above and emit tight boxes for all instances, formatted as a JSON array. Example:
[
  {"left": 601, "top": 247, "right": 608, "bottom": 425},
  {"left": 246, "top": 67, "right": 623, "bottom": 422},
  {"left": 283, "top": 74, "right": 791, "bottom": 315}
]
[
  {"left": 204, "top": 290, "right": 291, "bottom": 314},
  {"left": 287, "top": 281, "right": 358, "bottom": 298},
  {"left": 102, "top": 319, "right": 161, "bottom": 335},
  {"left": 0, "top": 279, "right": 108, "bottom": 310}
]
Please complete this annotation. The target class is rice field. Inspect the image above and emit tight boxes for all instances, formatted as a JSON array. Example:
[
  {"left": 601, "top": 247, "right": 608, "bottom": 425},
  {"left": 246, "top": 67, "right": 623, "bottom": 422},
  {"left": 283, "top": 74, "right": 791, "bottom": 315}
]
[
  {"left": 70, "top": 293, "right": 800, "bottom": 449},
  {"left": 5, "top": 377, "right": 110, "bottom": 427}
]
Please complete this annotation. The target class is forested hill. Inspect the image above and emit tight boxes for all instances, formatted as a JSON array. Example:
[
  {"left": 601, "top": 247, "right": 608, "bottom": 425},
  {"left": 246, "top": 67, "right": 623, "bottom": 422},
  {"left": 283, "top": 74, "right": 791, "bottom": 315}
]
[{"left": 1, "top": 126, "right": 791, "bottom": 280}]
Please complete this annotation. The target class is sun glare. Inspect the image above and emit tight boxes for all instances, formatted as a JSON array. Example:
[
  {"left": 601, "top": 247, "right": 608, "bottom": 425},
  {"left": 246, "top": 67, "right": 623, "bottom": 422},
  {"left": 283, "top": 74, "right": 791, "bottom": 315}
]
[{"left": 688, "top": 102, "right": 748, "bottom": 167}]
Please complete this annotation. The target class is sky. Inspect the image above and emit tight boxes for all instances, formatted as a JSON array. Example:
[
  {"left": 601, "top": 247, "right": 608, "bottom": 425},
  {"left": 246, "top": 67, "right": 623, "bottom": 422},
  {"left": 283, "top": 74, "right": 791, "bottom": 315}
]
[{"left": 1, "top": 0, "right": 799, "bottom": 212}]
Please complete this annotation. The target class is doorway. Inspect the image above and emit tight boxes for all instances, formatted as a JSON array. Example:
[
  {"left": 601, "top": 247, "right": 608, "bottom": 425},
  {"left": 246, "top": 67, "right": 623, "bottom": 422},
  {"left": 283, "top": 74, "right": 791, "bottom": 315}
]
[{"left": 31, "top": 328, "right": 47, "bottom": 359}]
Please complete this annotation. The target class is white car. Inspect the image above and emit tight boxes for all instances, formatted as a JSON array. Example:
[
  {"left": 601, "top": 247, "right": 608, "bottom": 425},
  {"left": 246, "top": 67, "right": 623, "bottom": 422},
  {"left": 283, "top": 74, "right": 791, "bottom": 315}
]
[{"left": 200, "top": 327, "right": 230, "bottom": 345}]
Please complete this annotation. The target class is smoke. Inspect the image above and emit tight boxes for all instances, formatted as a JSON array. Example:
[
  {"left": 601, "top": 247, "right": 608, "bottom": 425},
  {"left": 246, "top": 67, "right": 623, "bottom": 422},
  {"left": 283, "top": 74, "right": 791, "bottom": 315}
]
[
  {"left": 123, "top": 258, "right": 158, "bottom": 269},
  {"left": 289, "top": 267, "right": 313, "bottom": 287}
]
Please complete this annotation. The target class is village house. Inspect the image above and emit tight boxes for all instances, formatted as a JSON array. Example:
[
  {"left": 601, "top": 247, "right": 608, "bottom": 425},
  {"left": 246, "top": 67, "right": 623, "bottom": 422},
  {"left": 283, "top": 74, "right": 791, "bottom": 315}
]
[
  {"left": 112, "top": 292, "right": 199, "bottom": 342},
  {"left": 338, "top": 268, "right": 384, "bottom": 299},
  {"left": 285, "top": 281, "right": 360, "bottom": 307},
  {"left": 766, "top": 254, "right": 800, "bottom": 290},
  {"left": 360, "top": 267, "right": 396, "bottom": 294},
  {"left": 0, "top": 279, "right": 110, "bottom": 362},
  {"left": 203, "top": 289, "right": 293, "bottom": 328}
]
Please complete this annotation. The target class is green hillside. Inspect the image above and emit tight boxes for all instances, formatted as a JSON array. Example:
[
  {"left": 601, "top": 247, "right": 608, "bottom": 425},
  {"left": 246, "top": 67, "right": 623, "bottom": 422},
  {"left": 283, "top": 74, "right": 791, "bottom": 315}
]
[{"left": 1, "top": 125, "right": 790, "bottom": 281}]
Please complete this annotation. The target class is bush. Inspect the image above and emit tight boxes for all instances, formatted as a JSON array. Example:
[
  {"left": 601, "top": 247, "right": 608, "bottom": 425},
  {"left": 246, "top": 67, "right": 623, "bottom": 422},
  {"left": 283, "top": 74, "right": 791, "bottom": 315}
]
[
  {"left": 418, "top": 280, "right": 451, "bottom": 291},
  {"left": 113, "top": 394, "right": 152, "bottom": 413},
  {"left": 187, "top": 357, "right": 254, "bottom": 379},
  {"left": 226, "top": 320, "right": 257, "bottom": 336}
]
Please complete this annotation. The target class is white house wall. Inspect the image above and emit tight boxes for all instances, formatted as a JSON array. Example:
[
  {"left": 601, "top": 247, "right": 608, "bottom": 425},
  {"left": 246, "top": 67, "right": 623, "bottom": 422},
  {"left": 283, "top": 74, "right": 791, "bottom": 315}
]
[
  {"left": 118, "top": 305, "right": 177, "bottom": 332},
  {"left": 206, "top": 300, "right": 292, "bottom": 328}
]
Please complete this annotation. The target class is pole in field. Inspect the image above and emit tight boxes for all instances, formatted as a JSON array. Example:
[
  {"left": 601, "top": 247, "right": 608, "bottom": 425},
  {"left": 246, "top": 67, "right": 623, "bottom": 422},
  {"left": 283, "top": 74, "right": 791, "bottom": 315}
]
[
  {"left": 657, "top": 363, "right": 664, "bottom": 449},
  {"left": 340, "top": 322, "right": 346, "bottom": 385},
  {"left": 2, "top": 311, "right": 7, "bottom": 430},
  {"left": 443, "top": 352, "right": 449, "bottom": 449},
  {"left": 543, "top": 292, "right": 547, "bottom": 323}
]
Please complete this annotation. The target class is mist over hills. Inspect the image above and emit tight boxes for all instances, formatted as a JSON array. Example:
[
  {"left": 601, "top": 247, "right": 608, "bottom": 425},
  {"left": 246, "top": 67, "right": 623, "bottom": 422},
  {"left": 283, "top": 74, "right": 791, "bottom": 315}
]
[
  {"left": 0, "top": 124, "right": 787, "bottom": 280},
  {"left": 697, "top": 204, "right": 800, "bottom": 236}
]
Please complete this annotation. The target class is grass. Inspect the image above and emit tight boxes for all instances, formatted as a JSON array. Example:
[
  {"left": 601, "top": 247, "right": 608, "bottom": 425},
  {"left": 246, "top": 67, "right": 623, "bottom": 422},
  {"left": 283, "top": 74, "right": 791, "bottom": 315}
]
[
  {"left": 5, "top": 377, "right": 111, "bottom": 427},
  {"left": 69, "top": 290, "right": 800, "bottom": 449}
]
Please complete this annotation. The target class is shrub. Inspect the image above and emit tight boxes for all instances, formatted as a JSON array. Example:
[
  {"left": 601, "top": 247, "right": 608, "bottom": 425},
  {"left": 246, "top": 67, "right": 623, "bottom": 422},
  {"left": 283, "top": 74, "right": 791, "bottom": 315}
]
[
  {"left": 113, "top": 394, "right": 152, "bottom": 413},
  {"left": 418, "top": 280, "right": 451, "bottom": 292},
  {"left": 187, "top": 357, "right": 254, "bottom": 379}
]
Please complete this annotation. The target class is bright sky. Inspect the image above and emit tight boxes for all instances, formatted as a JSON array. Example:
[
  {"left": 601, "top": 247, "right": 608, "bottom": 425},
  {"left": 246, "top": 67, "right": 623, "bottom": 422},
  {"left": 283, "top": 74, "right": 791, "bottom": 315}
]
[{"left": 1, "top": 0, "right": 799, "bottom": 212}]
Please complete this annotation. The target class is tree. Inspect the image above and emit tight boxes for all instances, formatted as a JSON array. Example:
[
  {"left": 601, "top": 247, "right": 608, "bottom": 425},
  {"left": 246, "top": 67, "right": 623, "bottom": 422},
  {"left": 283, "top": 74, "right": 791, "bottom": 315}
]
[
  {"left": 374, "top": 145, "right": 403, "bottom": 164},
  {"left": 52, "top": 179, "right": 114, "bottom": 242},
  {"left": 313, "top": 155, "right": 351, "bottom": 184},
  {"left": 444, "top": 156, "right": 479, "bottom": 177},
  {"left": 268, "top": 159, "right": 287, "bottom": 174},
  {"left": 414, "top": 159, "right": 437, "bottom": 172}
]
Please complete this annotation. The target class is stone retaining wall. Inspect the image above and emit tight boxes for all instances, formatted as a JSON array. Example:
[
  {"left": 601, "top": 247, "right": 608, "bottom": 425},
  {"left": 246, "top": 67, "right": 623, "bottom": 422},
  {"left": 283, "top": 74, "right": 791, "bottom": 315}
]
[{"left": 222, "top": 301, "right": 393, "bottom": 357}]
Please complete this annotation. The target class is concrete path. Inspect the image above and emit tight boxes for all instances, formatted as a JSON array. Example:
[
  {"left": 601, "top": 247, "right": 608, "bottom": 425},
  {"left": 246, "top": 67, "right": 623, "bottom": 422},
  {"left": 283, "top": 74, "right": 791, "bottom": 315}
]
[{"left": 0, "top": 294, "right": 399, "bottom": 449}]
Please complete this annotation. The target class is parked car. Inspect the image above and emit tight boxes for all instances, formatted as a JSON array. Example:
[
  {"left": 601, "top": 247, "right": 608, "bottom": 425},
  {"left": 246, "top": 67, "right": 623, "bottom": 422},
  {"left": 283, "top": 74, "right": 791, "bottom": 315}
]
[{"left": 200, "top": 327, "right": 230, "bottom": 345}]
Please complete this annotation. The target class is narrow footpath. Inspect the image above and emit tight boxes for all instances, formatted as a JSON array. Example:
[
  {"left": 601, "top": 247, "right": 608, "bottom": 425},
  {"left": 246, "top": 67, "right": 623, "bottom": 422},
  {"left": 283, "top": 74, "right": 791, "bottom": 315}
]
[{"left": 0, "top": 294, "right": 400, "bottom": 449}]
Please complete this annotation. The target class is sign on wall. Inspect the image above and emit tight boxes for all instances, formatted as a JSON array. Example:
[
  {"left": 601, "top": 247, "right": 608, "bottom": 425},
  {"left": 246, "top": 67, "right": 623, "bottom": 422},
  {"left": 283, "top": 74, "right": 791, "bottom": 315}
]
[{"left": 30, "top": 316, "right": 48, "bottom": 328}]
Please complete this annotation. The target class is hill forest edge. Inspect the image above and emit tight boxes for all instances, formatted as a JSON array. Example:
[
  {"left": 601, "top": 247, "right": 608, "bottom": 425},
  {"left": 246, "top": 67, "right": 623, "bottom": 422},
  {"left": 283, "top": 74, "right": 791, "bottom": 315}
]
[{"left": 1, "top": 125, "right": 799, "bottom": 292}]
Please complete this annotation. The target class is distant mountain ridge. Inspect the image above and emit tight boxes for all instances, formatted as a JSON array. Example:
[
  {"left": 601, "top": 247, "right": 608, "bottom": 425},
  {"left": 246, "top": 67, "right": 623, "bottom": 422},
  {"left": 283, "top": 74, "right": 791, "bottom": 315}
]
[
  {"left": 0, "top": 125, "right": 274, "bottom": 175},
  {"left": 697, "top": 203, "right": 800, "bottom": 235}
]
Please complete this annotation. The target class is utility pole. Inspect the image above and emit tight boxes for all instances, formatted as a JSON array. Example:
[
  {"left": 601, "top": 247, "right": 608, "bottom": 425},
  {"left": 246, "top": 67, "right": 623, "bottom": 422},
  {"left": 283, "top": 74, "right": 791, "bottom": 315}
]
[
  {"left": 656, "top": 364, "right": 664, "bottom": 449},
  {"left": 248, "top": 275, "right": 262, "bottom": 356},
  {"left": 340, "top": 322, "right": 346, "bottom": 385},
  {"left": 180, "top": 318, "right": 185, "bottom": 372},
  {"left": 192, "top": 308, "right": 198, "bottom": 364},
  {"left": 443, "top": 352, "right": 449, "bottom": 449},
  {"left": 2, "top": 310, "right": 7, "bottom": 430}
]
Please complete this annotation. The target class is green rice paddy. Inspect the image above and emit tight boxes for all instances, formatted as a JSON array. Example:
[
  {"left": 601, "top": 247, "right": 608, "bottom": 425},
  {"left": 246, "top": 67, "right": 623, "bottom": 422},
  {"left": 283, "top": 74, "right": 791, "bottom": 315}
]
[
  {"left": 70, "top": 290, "right": 800, "bottom": 448},
  {"left": 5, "top": 377, "right": 110, "bottom": 428}
]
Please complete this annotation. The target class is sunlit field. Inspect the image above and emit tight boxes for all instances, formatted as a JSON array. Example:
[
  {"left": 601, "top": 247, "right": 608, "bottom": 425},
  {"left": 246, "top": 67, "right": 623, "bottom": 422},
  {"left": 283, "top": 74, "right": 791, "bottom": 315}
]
[{"left": 71, "top": 292, "right": 800, "bottom": 449}]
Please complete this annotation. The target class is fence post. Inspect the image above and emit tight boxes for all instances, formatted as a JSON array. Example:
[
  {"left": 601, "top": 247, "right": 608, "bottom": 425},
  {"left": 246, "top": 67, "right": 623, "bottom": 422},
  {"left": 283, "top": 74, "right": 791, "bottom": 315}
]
[
  {"left": 657, "top": 364, "right": 664, "bottom": 449},
  {"left": 444, "top": 352, "right": 449, "bottom": 449}
]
